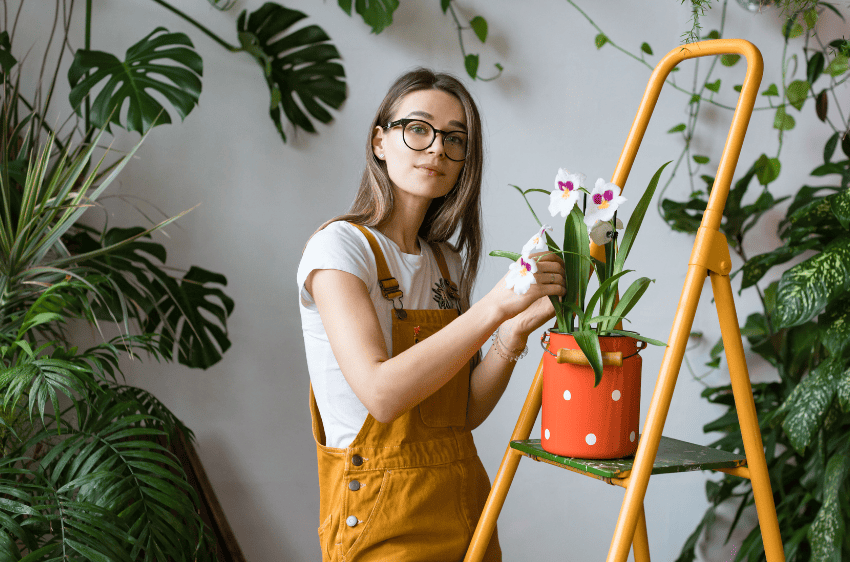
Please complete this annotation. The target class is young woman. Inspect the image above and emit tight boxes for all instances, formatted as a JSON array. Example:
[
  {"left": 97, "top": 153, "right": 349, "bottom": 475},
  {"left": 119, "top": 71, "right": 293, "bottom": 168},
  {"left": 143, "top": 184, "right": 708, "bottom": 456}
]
[{"left": 297, "top": 68, "right": 566, "bottom": 561}]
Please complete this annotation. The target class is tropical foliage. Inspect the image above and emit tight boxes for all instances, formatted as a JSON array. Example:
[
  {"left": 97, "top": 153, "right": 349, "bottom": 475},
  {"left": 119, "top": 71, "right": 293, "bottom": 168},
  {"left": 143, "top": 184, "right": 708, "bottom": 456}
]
[
  {"left": 569, "top": 0, "right": 850, "bottom": 559},
  {"left": 1, "top": 2, "right": 236, "bottom": 560}
]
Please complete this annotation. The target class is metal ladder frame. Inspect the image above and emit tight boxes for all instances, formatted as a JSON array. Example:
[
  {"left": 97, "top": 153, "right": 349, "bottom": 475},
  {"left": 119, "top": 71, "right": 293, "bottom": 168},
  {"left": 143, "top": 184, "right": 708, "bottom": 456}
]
[{"left": 465, "top": 39, "right": 786, "bottom": 562}]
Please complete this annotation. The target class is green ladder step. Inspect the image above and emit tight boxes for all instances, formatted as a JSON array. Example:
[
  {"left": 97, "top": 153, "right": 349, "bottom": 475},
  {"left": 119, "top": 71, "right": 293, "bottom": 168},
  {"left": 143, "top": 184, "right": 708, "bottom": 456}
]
[{"left": 510, "top": 436, "right": 747, "bottom": 480}]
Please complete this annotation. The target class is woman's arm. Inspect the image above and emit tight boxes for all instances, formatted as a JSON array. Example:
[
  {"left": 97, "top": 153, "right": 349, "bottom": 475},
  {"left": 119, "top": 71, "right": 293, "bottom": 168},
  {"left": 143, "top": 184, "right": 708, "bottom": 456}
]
[{"left": 305, "top": 254, "right": 564, "bottom": 424}]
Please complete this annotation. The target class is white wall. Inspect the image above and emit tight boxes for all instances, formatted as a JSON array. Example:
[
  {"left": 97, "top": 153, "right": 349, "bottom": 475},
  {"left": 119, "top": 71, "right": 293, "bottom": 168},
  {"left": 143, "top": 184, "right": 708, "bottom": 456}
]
[{"left": 15, "top": 0, "right": 848, "bottom": 560}]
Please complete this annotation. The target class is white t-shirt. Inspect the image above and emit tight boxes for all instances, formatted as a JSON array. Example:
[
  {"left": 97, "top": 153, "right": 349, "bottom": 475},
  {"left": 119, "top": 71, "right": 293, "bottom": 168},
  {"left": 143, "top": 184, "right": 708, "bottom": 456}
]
[{"left": 297, "top": 221, "right": 463, "bottom": 448}]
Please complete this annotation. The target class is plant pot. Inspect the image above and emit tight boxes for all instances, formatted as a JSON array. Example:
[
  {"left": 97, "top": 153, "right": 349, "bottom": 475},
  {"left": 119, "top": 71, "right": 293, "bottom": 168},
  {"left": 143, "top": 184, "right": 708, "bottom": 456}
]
[{"left": 541, "top": 332, "right": 642, "bottom": 459}]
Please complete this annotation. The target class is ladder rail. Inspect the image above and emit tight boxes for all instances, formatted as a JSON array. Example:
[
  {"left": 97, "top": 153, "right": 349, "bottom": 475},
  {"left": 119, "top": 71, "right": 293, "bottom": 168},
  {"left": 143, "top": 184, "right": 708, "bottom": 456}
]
[{"left": 466, "top": 38, "right": 786, "bottom": 562}]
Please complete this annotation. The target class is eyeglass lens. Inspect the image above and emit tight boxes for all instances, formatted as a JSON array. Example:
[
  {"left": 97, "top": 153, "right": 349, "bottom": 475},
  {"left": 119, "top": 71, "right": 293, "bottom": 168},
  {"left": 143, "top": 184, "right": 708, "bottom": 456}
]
[{"left": 402, "top": 120, "right": 467, "bottom": 161}]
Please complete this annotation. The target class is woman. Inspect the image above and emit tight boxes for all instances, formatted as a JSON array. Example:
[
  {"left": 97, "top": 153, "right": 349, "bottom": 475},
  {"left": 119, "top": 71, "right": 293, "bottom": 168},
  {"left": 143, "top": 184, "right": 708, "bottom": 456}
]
[{"left": 297, "top": 68, "right": 566, "bottom": 561}]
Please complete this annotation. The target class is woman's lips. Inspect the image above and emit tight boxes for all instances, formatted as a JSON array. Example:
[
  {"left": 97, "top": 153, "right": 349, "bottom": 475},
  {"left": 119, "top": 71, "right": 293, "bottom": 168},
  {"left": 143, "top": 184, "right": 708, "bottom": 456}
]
[{"left": 416, "top": 165, "right": 442, "bottom": 176}]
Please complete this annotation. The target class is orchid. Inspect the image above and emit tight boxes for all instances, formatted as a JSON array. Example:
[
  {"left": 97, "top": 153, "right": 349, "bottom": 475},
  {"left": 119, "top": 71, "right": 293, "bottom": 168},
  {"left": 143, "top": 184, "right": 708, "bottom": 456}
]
[
  {"left": 522, "top": 224, "right": 553, "bottom": 257},
  {"left": 491, "top": 162, "right": 672, "bottom": 385},
  {"left": 505, "top": 256, "right": 538, "bottom": 295},
  {"left": 548, "top": 168, "right": 585, "bottom": 218},
  {"left": 584, "top": 178, "right": 627, "bottom": 228},
  {"left": 589, "top": 218, "right": 624, "bottom": 246}
]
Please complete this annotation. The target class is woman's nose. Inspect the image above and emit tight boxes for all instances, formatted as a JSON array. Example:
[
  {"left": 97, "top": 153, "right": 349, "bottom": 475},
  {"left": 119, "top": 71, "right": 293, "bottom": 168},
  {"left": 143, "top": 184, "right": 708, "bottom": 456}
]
[{"left": 427, "top": 132, "right": 446, "bottom": 156}]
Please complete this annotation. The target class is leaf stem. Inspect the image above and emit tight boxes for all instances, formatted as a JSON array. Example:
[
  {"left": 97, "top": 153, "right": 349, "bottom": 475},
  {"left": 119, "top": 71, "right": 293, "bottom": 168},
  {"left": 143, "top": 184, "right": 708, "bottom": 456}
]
[{"left": 149, "top": 0, "right": 241, "bottom": 52}]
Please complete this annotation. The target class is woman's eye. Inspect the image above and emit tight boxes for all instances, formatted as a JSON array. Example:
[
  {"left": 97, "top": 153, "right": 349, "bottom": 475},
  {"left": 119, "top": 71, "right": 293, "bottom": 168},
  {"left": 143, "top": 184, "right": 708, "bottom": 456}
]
[
  {"left": 409, "top": 125, "right": 428, "bottom": 135},
  {"left": 446, "top": 135, "right": 465, "bottom": 146}
]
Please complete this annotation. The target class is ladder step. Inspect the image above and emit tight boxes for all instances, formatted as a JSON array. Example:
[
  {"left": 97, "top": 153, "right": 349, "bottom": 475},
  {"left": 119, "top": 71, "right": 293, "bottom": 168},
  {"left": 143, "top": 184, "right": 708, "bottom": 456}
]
[{"left": 510, "top": 436, "right": 747, "bottom": 480}]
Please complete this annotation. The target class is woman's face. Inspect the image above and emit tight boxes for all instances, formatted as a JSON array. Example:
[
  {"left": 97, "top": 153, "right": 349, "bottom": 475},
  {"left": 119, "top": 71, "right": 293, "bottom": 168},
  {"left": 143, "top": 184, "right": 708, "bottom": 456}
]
[{"left": 372, "top": 89, "right": 467, "bottom": 205}]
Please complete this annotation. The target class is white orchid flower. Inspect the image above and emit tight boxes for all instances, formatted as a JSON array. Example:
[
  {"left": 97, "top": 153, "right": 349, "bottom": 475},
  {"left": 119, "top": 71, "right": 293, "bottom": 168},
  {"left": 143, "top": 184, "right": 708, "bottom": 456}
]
[
  {"left": 588, "top": 218, "right": 624, "bottom": 245},
  {"left": 521, "top": 224, "right": 553, "bottom": 257},
  {"left": 505, "top": 256, "right": 538, "bottom": 295},
  {"left": 584, "top": 178, "right": 627, "bottom": 228},
  {"left": 548, "top": 168, "right": 585, "bottom": 218}
]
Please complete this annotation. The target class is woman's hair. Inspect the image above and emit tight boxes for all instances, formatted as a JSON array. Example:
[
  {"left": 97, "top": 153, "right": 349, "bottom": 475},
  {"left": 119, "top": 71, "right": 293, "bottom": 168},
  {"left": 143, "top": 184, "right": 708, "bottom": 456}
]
[{"left": 318, "top": 67, "right": 484, "bottom": 313}]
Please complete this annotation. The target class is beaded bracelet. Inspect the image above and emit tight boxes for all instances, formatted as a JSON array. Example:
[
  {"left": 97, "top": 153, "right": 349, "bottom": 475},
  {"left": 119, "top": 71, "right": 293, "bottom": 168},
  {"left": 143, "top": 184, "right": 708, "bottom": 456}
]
[{"left": 491, "top": 327, "right": 529, "bottom": 362}]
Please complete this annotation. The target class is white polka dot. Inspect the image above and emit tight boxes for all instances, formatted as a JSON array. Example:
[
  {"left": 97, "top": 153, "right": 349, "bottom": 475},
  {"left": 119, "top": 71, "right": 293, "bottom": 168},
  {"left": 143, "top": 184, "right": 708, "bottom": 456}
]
[
  {"left": 630, "top": 431, "right": 636, "bottom": 442},
  {"left": 612, "top": 390, "right": 621, "bottom": 401},
  {"left": 585, "top": 433, "right": 596, "bottom": 445},
  {"left": 563, "top": 390, "right": 571, "bottom": 400},
  {"left": 545, "top": 429, "right": 550, "bottom": 440}
]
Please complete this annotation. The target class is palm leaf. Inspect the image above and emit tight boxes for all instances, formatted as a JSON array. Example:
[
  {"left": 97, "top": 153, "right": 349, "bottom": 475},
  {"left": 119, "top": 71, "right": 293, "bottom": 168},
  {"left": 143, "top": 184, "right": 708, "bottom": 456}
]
[
  {"left": 237, "top": 2, "right": 347, "bottom": 142},
  {"left": 68, "top": 28, "right": 202, "bottom": 133}
]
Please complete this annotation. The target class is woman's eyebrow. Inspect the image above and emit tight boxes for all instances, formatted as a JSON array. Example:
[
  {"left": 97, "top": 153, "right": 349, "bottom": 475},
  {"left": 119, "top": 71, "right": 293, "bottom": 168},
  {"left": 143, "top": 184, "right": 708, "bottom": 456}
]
[{"left": 405, "top": 110, "right": 467, "bottom": 131}]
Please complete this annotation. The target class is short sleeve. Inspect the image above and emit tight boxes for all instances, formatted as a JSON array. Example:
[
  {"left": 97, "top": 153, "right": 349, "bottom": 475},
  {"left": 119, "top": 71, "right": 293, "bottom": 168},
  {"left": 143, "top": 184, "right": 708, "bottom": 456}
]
[{"left": 297, "top": 222, "right": 372, "bottom": 309}]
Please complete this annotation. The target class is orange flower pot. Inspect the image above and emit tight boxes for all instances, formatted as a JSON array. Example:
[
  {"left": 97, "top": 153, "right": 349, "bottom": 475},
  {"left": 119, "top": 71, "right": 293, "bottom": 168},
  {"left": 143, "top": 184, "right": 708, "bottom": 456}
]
[{"left": 541, "top": 332, "right": 642, "bottom": 459}]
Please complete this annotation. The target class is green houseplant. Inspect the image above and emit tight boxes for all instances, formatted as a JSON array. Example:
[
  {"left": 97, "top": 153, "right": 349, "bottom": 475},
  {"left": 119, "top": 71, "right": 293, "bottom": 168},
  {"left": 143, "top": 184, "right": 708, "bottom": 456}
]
[{"left": 493, "top": 164, "right": 669, "bottom": 386}]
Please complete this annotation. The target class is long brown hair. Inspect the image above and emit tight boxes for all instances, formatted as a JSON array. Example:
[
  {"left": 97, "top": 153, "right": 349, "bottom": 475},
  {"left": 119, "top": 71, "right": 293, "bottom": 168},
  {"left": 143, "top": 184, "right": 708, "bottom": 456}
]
[{"left": 317, "top": 68, "right": 484, "bottom": 313}]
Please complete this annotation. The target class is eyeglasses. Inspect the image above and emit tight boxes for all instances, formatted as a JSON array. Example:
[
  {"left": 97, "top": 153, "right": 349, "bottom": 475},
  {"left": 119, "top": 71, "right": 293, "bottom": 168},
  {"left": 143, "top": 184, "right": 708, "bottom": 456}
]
[{"left": 383, "top": 119, "right": 468, "bottom": 162}]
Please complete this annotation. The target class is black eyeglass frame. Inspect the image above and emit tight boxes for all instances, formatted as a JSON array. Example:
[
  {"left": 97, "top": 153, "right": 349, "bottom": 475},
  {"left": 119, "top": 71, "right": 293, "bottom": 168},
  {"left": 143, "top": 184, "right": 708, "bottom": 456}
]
[{"left": 383, "top": 118, "right": 468, "bottom": 162}]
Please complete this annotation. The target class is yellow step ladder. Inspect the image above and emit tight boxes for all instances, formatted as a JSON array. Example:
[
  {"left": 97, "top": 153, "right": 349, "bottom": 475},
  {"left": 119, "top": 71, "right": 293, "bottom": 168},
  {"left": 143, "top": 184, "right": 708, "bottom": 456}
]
[{"left": 465, "top": 39, "right": 785, "bottom": 562}]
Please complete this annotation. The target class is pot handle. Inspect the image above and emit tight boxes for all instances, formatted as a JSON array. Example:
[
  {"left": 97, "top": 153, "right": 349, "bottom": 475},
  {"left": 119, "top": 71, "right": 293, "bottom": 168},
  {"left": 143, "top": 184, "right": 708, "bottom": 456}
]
[{"left": 556, "top": 349, "right": 623, "bottom": 367}]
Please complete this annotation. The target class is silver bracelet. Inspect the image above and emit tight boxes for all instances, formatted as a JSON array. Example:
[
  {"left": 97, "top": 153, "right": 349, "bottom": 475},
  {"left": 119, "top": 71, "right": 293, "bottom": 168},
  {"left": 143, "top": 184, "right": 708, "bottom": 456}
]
[{"left": 491, "top": 327, "right": 528, "bottom": 362}]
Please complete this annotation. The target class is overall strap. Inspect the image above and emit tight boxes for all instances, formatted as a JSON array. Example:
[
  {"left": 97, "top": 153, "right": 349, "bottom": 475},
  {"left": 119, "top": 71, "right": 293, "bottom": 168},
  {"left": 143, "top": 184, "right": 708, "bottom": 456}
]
[
  {"left": 428, "top": 242, "right": 460, "bottom": 301},
  {"left": 349, "top": 223, "right": 403, "bottom": 302}
]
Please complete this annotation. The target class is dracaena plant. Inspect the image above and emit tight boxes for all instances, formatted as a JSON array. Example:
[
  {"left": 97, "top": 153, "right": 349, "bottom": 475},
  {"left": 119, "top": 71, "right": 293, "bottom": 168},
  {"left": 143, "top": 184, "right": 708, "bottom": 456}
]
[{"left": 492, "top": 162, "right": 670, "bottom": 386}]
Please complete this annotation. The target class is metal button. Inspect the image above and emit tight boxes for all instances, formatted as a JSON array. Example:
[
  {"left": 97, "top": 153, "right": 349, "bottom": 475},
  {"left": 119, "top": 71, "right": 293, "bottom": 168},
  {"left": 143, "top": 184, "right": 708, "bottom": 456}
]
[
  {"left": 346, "top": 515, "right": 359, "bottom": 527},
  {"left": 351, "top": 454, "right": 363, "bottom": 466},
  {"left": 348, "top": 480, "right": 361, "bottom": 491}
]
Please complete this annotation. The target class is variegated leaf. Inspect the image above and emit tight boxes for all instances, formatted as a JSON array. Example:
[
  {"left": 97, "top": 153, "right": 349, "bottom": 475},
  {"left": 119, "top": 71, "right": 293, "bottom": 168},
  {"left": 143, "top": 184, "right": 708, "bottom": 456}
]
[
  {"left": 818, "top": 299, "right": 850, "bottom": 356},
  {"left": 740, "top": 239, "right": 819, "bottom": 289},
  {"left": 807, "top": 451, "right": 850, "bottom": 562},
  {"left": 838, "top": 367, "right": 850, "bottom": 413},
  {"left": 776, "top": 236, "right": 850, "bottom": 328},
  {"left": 780, "top": 360, "right": 841, "bottom": 453},
  {"left": 828, "top": 187, "right": 850, "bottom": 229}
]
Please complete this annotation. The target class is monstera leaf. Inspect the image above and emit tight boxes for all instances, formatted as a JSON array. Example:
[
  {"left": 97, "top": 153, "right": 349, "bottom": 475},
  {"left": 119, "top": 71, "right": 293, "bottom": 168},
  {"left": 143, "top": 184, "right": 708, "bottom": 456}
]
[
  {"left": 68, "top": 228, "right": 233, "bottom": 370},
  {"left": 237, "top": 3, "right": 346, "bottom": 142},
  {"left": 338, "top": 0, "right": 400, "bottom": 34},
  {"left": 68, "top": 27, "right": 202, "bottom": 133}
]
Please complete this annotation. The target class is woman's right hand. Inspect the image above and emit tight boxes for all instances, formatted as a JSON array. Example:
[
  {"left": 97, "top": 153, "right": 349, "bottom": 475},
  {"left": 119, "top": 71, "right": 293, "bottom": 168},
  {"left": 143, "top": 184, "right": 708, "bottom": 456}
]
[{"left": 482, "top": 251, "right": 567, "bottom": 324}]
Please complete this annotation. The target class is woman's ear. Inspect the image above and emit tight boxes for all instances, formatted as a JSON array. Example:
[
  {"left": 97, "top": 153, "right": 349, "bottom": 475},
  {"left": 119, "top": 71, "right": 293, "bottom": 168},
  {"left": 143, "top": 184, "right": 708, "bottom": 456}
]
[{"left": 371, "top": 126, "right": 385, "bottom": 160}]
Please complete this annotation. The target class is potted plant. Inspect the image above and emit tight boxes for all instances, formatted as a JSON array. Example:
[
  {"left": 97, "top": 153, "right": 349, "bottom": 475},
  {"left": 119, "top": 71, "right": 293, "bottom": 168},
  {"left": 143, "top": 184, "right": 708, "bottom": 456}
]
[{"left": 493, "top": 162, "right": 669, "bottom": 459}]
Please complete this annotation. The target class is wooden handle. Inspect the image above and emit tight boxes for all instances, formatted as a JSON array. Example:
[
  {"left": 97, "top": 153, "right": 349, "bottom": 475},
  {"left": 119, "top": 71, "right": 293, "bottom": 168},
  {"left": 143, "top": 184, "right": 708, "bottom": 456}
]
[{"left": 555, "top": 349, "right": 623, "bottom": 367}]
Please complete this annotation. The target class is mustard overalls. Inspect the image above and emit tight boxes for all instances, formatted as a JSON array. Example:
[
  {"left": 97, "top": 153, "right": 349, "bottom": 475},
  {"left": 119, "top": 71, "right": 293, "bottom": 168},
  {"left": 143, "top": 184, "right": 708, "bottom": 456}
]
[{"left": 309, "top": 223, "right": 501, "bottom": 561}]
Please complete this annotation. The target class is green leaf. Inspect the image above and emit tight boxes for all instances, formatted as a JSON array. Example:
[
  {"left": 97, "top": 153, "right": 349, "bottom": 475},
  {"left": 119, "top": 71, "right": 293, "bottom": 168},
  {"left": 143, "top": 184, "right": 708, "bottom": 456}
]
[
  {"left": 640, "top": 42, "right": 653, "bottom": 55},
  {"left": 560, "top": 208, "right": 591, "bottom": 332},
  {"left": 692, "top": 155, "right": 710, "bottom": 165},
  {"left": 773, "top": 106, "right": 795, "bottom": 130},
  {"left": 780, "top": 360, "right": 842, "bottom": 453},
  {"left": 804, "top": 7, "right": 818, "bottom": 29},
  {"left": 740, "top": 239, "right": 819, "bottom": 289},
  {"left": 807, "top": 451, "right": 850, "bottom": 560},
  {"left": 838, "top": 367, "right": 850, "bottom": 412},
  {"left": 440, "top": 0, "right": 451, "bottom": 13},
  {"left": 785, "top": 79, "right": 810, "bottom": 111},
  {"left": 667, "top": 123, "right": 686, "bottom": 133},
  {"left": 815, "top": 89, "right": 829, "bottom": 122},
  {"left": 733, "top": 84, "right": 742, "bottom": 92},
  {"left": 614, "top": 162, "right": 671, "bottom": 276},
  {"left": 704, "top": 30, "right": 720, "bottom": 40},
  {"left": 783, "top": 19, "right": 805, "bottom": 39},
  {"left": 775, "top": 236, "right": 850, "bottom": 328},
  {"left": 705, "top": 79, "right": 720, "bottom": 93},
  {"left": 754, "top": 153, "right": 781, "bottom": 186},
  {"left": 68, "top": 28, "right": 203, "bottom": 133},
  {"left": 143, "top": 266, "right": 234, "bottom": 369},
  {"left": 573, "top": 330, "right": 603, "bottom": 387},
  {"left": 807, "top": 51, "right": 825, "bottom": 84},
  {"left": 470, "top": 16, "right": 488, "bottom": 43},
  {"left": 720, "top": 54, "right": 740, "bottom": 67},
  {"left": 818, "top": 300, "right": 850, "bottom": 356},
  {"left": 464, "top": 53, "right": 479, "bottom": 79},
  {"left": 689, "top": 93, "right": 700, "bottom": 104},
  {"left": 828, "top": 188, "right": 850, "bottom": 229},
  {"left": 339, "top": 0, "right": 399, "bottom": 33},
  {"left": 610, "top": 330, "right": 666, "bottom": 347},
  {"left": 237, "top": 3, "right": 347, "bottom": 142},
  {"left": 762, "top": 83, "right": 779, "bottom": 96},
  {"left": 0, "top": 31, "right": 16, "bottom": 77},
  {"left": 489, "top": 250, "right": 521, "bottom": 261},
  {"left": 824, "top": 53, "right": 849, "bottom": 77},
  {"left": 595, "top": 33, "right": 608, "bottom": 49}
]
